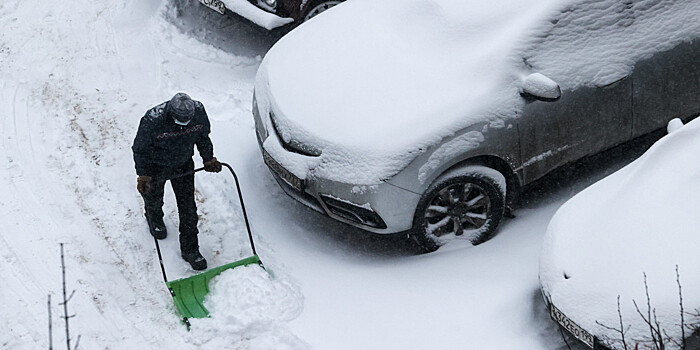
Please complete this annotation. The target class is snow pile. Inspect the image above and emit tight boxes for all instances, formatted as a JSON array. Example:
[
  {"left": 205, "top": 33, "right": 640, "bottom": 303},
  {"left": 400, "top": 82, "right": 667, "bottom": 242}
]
[
  {"left": 257, "top": 0, "right": 699, "bottom": 185},
  {"left": 189, "top": 265, "right": 306, "bottom": 349},
  {"left": 540, "top": 116, "right": 700, "bottom": 349}
]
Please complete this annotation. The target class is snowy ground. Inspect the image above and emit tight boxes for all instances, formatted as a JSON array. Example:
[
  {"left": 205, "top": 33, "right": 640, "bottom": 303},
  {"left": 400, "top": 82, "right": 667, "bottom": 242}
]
[{"left": 0, "top": 0, "right": 652, "bottom": 349}]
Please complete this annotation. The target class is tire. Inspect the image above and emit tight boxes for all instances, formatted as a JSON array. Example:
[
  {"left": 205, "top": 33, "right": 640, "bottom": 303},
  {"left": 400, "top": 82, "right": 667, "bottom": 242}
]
[
  {"left": 303, "top": 0, "right": 343, "bottom": 22},
  {"left": 411, "top": 165, "right": 506, "bottom": 253}
]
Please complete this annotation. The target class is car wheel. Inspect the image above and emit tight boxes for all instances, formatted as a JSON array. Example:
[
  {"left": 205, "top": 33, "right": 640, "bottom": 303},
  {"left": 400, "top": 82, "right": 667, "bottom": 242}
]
[
  {"left": 411, "top": 165, "right": 506, "bottom": 253},
  {"left": 303, "top": 0, "right": 343, "bottom": 22}
]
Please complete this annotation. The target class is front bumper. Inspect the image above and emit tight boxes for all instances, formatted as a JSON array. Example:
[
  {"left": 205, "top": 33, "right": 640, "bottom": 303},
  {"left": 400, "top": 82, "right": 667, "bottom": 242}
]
[
  {"left": 541, "top": 292, "right": 611, "bottom": 350},
  {"left": 253, "top": 95, "right": 420, "bottom": 234},
  {"left": 200, "top": 0, "right": 294, "bottom": 30}
]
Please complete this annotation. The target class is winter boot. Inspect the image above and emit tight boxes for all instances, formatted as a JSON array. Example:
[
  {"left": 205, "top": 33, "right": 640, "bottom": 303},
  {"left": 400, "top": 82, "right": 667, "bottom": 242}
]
[
  {"left": 181, "top": 249, "right": 207, "bottom": 271},
  {"left": 146, "top": 214, "right": 167, "bottom": 240}
]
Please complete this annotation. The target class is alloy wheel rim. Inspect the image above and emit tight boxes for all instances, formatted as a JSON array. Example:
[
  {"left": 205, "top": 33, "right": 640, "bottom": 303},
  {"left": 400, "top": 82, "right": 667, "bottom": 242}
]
[
  {"left": 423, "top": 182, "right": 491, "bottom": 239},
  {"left": 304, "top": 1, "right": 342, "bottom": 21}
]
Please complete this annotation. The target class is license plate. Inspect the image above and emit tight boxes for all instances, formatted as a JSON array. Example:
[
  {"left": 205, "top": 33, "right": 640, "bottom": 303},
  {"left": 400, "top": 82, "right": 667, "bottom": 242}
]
[
  {"left": 263, "top": 150, "right": 304, "bottom": 192},
  {"left": 550, "top": 305, "right": 595, "bottom": 348},
  {"left": 199, "top": 0, "right": 226, "bottom": 15}
]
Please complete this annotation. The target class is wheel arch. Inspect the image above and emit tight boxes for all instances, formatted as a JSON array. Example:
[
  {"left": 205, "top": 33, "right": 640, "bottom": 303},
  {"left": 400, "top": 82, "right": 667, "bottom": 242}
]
[
  {"left": 299, "top": 0, "right": 345, "bottom": 21},
  {"left": 437, "top": 155, "right": 521, "bottom": 207}
]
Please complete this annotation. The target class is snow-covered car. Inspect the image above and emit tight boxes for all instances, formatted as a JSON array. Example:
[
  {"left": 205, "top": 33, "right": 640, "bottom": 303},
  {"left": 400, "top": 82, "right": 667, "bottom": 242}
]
[
  {"left": 539, "top": 118, "right": 700, "bottom": 350},
  {"left": 197, "top": 0, "right": 344, "bottom": 31},
  {"left": 252, "top": 0, "right": 700, "bottom": 252}
]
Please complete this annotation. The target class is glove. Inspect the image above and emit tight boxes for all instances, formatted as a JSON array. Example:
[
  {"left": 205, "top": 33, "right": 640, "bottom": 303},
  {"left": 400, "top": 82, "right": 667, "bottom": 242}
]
[
  {"left": 137, "top": 175, "right": 152, "bottom": 194},
  {"left": 204, "top": 157, "right": 222, "bottom": 173}
]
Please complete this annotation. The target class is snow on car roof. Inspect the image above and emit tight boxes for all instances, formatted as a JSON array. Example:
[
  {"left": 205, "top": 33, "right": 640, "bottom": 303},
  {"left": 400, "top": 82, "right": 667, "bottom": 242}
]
[
  {"left": 258, "top": 0, "right": 700, "bottom": 184},
  {"left": 540, "top": 117, "right": 700, "bottom": 349},
  {"left": 524, "top": 0, "right": 700, "bottom": 90}
]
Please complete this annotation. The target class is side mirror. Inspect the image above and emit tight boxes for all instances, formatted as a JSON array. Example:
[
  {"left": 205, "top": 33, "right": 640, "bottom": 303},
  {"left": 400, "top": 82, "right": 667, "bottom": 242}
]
[
  {"left": 667, "top": 118, "right": 684, "bottom": 134},
  {"left": 520, "top": 73, "right": 561, "bottom": 102}
]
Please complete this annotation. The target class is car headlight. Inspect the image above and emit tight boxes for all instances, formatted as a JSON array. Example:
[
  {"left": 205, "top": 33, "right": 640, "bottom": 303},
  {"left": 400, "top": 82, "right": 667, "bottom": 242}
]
[
  {"left": 269, "top": 111, "right": 321, "bottom": 157},
  {"left": 262, "top": 0, "right": 277, "bottom": 8}
]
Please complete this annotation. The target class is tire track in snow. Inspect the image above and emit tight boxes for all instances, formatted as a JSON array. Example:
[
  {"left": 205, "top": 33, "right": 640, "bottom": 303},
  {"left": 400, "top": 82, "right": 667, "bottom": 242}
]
[
  {"left": 0, "top": 1, "right": 192, "bottom": 346},
  {"left": 0, "top": 81, "right": 63, "bottom": 348}
]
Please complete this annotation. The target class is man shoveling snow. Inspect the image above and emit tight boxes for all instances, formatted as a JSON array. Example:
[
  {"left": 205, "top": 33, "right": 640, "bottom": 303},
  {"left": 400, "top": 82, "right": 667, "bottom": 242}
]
[{"left": 132, "top": 92, "right": 222, "bottom": 270}]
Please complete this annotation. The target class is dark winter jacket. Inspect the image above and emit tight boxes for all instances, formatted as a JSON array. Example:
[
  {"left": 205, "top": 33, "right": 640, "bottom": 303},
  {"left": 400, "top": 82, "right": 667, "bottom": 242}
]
[{"left": 132, "top": 100, "right": 214, "bottom": 177}]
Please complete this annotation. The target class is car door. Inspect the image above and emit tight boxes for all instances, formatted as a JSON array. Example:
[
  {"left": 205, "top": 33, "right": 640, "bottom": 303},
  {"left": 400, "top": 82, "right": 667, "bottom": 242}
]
[
  {"left": 631, "top": 39, "right": 700, "bottom": 137},
  {"left": 516, "top": 79, "right": 633, "bottom": 184}
]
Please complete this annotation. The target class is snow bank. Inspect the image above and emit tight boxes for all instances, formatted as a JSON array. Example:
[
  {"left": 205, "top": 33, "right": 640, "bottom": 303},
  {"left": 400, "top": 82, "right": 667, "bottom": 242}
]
[
  {"left": 189, "top": 265, "right": 307, "bottom": 349},
  {"left": 540, "top": 116, "right": 700, "bottom": 349},
  {"left": 258, "top": 0, "right": 700, "bottom": 185}
]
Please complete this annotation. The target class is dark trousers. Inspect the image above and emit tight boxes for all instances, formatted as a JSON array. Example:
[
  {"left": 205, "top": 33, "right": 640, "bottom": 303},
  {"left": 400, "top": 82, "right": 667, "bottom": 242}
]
[{"left": 142, "top": 160, "right": 199, "bottom": 252}]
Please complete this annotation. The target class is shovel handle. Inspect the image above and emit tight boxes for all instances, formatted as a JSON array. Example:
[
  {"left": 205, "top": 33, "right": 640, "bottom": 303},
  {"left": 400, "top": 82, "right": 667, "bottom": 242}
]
[{"left": 157, "top": 167, "right": 205, "bottom": 182}]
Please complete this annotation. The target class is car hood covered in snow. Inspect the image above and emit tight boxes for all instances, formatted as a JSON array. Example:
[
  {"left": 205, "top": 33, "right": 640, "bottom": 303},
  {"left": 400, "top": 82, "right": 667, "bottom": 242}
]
[
  {"left": 256, "top": 0, "right": 559, "bottom": 184},
  {"left": 540, "top": 118, "right": 700, "bottom": 349},
  {"left": 256, "top": 0, "right": 700, "bottom": 185}
]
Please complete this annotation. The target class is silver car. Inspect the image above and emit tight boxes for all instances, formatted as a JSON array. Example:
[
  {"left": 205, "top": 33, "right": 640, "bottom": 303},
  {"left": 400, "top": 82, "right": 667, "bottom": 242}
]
[{"left": 252, "top": 0, "right": 700, "bottom": 252}]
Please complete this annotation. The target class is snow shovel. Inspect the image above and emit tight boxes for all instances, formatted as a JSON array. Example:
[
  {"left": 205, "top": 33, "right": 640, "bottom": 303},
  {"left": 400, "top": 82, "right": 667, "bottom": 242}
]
[{"left": 151, "top": 162, "right": 263, "bottom": 329}]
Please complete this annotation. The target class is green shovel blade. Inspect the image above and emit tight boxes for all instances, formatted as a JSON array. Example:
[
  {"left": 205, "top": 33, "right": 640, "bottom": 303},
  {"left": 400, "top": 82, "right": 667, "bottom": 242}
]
[{"left": 166, "top": 255, "right": 262, "bottom": 319}]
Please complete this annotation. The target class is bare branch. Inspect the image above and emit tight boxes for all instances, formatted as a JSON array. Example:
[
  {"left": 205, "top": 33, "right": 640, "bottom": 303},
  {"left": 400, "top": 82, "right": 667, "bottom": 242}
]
[
  {"left": 652, "top": 308, "right": 664, "bottom": 350},
  {"left": 66, "top": 290, "right": 76, "bottom": 303},
  {"left": 58, "top": 291, "right": 76, "bottom": 306},
  {"left": 662, "top": 328, "right": 681, "bottom": 348},
  {"left": 48, "top": 294, "right": 53, "bottom": 350},
  {"left": 643, "top": 273, "right": 662, "bottom": 350},
  {"left": 631, "top": 301, "right": 662, "bottom": 348},
  {"left": 676, "top": 265, "right": 686, "bottom": 350},
  {"left": 60, "top": 244, "right": 81, "bottom": 350},
  {"left": 596, "top": 320, "right": 624, "bottom": 332},
  {"left": 619, "top": 295, "right": 629, "bottom": 350},
  {"left": 557, "top": 326, "right": 573, "bottom": 350},
  {"left": 604, "top": 268, "right": 696, "bottom": 350},
  {"left": 595, "top": 295, "right": 629, "bottom": 350},
  {"left": 73, "top": 335, "right": 81, "bottom": 350}
]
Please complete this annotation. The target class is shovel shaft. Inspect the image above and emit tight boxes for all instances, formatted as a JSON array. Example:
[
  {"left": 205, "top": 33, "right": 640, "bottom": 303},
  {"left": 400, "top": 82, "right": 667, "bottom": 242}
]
[{"left": 154, "top": 235, "right": 192, "bottom": 329}]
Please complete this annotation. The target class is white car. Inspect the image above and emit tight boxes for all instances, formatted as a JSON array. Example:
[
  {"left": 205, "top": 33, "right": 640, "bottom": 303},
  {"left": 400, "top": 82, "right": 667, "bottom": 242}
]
[{"left": 540, "top": 118, "right": 700, "bottom": 349}]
